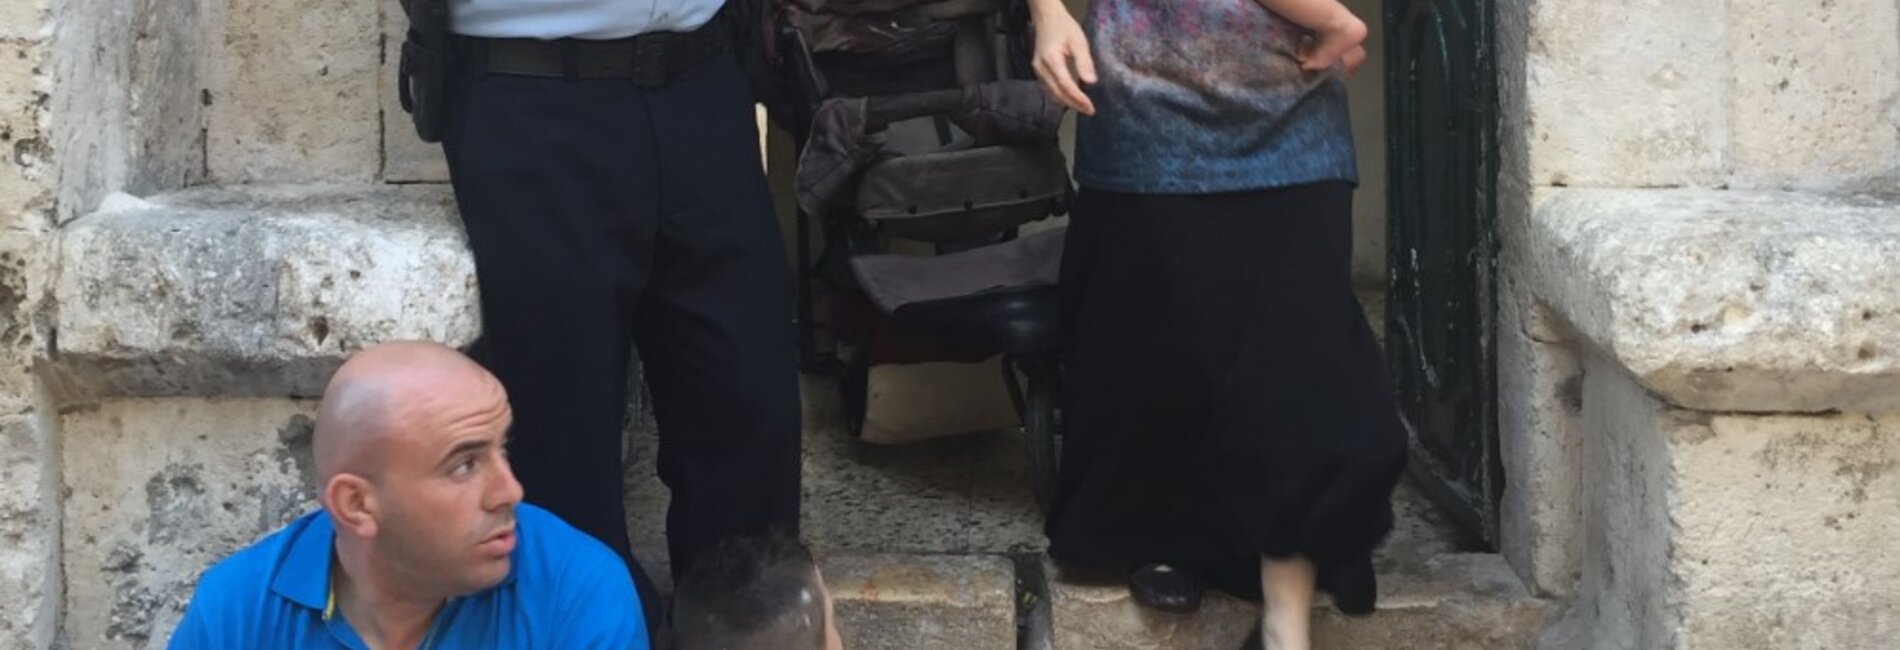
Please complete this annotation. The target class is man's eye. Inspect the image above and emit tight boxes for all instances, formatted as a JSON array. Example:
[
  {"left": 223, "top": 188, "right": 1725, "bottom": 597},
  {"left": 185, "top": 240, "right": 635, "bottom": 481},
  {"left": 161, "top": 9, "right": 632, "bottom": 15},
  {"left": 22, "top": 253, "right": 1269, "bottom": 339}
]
[{"left": 452, "top": 458, "right": 479, "bottom": 477}]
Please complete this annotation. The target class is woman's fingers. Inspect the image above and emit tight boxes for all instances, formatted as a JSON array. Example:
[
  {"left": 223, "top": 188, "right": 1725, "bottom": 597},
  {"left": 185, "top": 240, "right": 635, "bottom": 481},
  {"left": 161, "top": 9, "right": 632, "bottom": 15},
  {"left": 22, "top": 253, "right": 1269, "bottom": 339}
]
[
  {"left": 1053, "top": 45, "right": 1096, "bottom": 115},
  {"left": 1034, "top": 42, "right": 1096, "bottom": 115},
  {"left": 1033, "top": 53, "right": 1073, "bottom": 110},
  {"left": 1073, "top": 42, "right": 1099, "bottom": 85},
  {"left": 1341, "top": 45, "right": 1368, "bottom": 76}
]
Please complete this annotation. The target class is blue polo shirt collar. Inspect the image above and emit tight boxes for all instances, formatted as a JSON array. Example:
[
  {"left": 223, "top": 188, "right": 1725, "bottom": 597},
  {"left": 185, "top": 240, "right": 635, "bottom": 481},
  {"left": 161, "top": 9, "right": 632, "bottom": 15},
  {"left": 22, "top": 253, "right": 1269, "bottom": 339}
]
[{"left": 267, "top": 510, "right": 518, "bottom": 617}]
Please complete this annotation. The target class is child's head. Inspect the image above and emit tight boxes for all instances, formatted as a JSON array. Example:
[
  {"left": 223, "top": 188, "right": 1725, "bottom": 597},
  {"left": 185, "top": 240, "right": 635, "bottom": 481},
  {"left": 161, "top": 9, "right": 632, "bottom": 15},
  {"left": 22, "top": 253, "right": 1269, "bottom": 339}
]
[{"left": 673, "top": 533, "right": 842, "bottom": 650}]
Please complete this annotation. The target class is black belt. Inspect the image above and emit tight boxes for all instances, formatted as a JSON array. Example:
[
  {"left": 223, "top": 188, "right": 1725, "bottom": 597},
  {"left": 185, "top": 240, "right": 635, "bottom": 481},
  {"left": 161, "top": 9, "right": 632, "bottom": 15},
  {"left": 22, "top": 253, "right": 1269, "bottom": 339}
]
[{"left": 461, "top": 15, "right": 732, "bottom": 86}]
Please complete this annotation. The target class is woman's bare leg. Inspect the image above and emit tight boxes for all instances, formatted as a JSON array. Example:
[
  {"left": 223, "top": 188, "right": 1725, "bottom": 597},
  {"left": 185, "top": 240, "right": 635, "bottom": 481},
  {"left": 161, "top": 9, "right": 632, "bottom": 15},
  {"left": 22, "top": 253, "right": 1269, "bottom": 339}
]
[{"left": 1258, "top": 555, "right": 1318, "bottom": 650}]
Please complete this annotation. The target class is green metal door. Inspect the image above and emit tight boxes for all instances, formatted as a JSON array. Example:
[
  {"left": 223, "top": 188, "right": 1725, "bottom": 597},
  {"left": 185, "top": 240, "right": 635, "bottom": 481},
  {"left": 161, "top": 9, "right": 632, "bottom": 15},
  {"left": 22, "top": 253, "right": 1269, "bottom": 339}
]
[{"left": 1383, "top": 0, "right": 1501, "bottom": 546}]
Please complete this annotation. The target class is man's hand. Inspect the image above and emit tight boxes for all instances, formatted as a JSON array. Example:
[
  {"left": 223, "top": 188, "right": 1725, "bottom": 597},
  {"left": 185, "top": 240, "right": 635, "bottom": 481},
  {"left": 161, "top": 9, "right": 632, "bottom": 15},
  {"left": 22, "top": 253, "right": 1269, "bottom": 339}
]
[{"left": 1030, "top": 2, "right": 1097, "bottom": 116}]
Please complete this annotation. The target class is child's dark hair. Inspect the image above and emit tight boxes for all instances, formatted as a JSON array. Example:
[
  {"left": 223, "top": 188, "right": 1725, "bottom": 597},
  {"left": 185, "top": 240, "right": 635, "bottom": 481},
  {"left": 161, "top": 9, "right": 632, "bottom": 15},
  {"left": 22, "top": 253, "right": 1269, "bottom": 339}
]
[{"left": 672, "top": 531, "right": 827, "bottom": 650}]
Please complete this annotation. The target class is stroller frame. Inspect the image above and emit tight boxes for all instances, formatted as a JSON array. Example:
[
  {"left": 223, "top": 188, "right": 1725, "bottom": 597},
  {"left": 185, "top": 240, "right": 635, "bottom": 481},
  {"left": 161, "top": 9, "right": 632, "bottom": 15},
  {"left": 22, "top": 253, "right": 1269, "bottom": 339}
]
[{"left": 763, "top": 0, "right": 1067, "bottom": 512}]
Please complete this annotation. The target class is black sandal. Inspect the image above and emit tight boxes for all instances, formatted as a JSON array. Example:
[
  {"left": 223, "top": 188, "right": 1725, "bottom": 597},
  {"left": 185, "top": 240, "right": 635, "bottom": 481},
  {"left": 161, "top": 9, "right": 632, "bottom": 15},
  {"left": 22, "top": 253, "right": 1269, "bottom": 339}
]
[{"left": 1127, "top": 563, "right": 1205, "bottom": 613}]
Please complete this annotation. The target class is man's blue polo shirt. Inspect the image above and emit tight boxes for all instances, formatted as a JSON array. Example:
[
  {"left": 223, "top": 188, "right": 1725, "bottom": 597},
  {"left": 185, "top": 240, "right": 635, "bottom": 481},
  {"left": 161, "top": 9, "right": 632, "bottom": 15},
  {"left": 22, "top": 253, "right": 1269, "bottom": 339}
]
[{"left": 167, "top": 503, "right": 647, "bottom": 649}]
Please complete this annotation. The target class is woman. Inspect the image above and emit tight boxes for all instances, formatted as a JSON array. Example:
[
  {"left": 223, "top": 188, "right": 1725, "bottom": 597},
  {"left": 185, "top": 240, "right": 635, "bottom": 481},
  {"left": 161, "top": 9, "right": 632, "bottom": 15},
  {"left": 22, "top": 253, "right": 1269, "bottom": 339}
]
[{"left": 1028, "top": 0, "right": 1408, "bottom": 646}]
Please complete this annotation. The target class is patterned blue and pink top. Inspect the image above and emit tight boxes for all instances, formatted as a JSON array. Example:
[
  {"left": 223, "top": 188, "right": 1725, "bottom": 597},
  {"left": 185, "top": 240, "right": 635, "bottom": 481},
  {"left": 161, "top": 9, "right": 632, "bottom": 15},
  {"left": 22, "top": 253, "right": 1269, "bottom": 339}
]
[{"left": 1073, "top": 0, "right": 1358, "bottom": 194}]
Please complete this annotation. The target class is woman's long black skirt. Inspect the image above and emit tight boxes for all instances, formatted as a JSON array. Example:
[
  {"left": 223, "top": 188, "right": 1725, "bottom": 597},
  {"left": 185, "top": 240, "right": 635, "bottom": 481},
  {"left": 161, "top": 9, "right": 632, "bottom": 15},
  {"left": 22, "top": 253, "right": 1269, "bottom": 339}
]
[{"left": 1046, "top": 181, "right": 1408, "bottom": 611}]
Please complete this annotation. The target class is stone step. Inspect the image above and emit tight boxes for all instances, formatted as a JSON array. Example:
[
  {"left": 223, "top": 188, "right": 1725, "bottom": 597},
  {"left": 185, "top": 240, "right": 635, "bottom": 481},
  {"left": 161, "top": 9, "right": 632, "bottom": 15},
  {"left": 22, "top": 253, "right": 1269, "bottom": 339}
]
[
  {"left": 631, "top": 375, "right": 1552, "bottom": 649},
  {"left": 815, "top": 549, "right": 1553, "bottom": 650},
  {"left": 1045, "top": 553, "right": 1550, "bottom": 650},
  {"left": 825, "top": 554, "right": 1021, "bottom": 650}
]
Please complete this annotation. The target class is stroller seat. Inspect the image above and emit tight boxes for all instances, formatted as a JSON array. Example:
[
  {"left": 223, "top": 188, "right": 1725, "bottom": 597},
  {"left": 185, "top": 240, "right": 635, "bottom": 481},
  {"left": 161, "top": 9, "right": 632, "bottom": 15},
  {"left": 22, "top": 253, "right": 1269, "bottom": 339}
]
[
  {"left": 896, "top": 287, "right": 1061, "bottom": 356},
  {"left": 850, "top": 227, "right": 1064, "bottom": 354}
]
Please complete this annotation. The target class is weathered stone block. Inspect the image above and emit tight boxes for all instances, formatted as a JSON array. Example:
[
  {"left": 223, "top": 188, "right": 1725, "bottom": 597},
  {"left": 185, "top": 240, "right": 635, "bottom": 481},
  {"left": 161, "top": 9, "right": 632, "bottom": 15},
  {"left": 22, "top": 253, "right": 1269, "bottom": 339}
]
[
  {"left": 48, "top": 0, "right": 207, "bottom": 222},
  {"left": 1496, "top": 270, "right": 1583, "bottom": 598},
  {"left": 0, "top": 227, "right": 53, "bottom": 419},
  {"left": 53, "top": 185, "right": 479, "bottom": 399},
  {"left": 0, "top": 0, "right": 48, "bottom": 41},
  {"left": 0, "top": 413, "right": 59, "bottom": 650},
  {"left": 824, "top": 554, "right": 1016, "bottom": 650},
  {"left": 1727, "top": 0, "right": 1900, "bottom": 190},
  {"left": 204, "top": 0, "right": 380, "bottom": 182},
  {"left": 1528, "top": 188, "right": 1900, "bottom": 413},
  {"left": 1540, "top": 355, "right": 1679, "bottom": 650},
  {"left": 1049, "top": 554, "right": 1549, "bottom": 650},
  {"left": 125, "top": 0, "right": 208, "bottom": 193},
  {"left": 379, "top": 0, "right": 451, "bottom": 183},
  {"left": 1524, "top": 0, "right": 1730, "bottom": 187},
  {"left": 1673, "top": 412, "right": 1900, "bottom": 649},
  {"left": 1544, "top": 357, "right": 1900, "bottom": 650},
  {"left": 46, "top": 0, "right": 130, "bottom": 224},
  {"left": 61, "top": 398, "right": 318, "bottom": 650},
  {"left": 1, "top": 38, "right": 53, "bottom": 216},
  {"left": 0, "top": 21, "right": 56, "bottom": 650}
]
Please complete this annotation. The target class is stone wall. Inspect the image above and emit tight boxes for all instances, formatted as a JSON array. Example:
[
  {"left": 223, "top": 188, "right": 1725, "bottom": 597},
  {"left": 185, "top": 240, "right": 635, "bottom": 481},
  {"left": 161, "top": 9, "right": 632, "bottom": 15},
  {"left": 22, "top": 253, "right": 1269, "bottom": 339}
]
[
  {"left": 1672, "top": 413, "right": 1899, "bottom": 648},
  {"left": 50, "top": 0, "right": 209, "bottom": 223},
  {"left": 1514, "top": 189, "right": 1900, "bottom": 649},
  {"left": 1496, "top": 0, "right": 1900, "bottom": 646},
  {"left": 27, "top": 3, "right": 323, "bottom": 643},
  {"left": 1534, "top": 356, "right": 1900, "bottom": 650},
  {"left": 1520, "top": 0, "right": 1899, "bottom": 191},
  {"left": 10, "top": 1, "right": 446, "bottom": 646},
  {"left": 47, "top": 185, "right": 478, "bottom": 648},
  {"left": 61, "top": 399, "right": 317, "bottom": 649},
  {"left": 203, "top": 0, "right": 381, "bottom": 183},
  {"left": 1, "top": 1, "right": 62, "bottom": 647}
]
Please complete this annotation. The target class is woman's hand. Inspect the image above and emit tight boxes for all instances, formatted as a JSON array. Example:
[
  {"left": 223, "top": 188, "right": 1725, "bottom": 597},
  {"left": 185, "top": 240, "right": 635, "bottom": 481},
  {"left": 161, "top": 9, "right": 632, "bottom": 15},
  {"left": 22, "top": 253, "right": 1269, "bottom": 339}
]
[
  {"left": 1293, "top": 9, "right": 1368, "bottom": 74},
  {"left": 1339, "top": 44, "right": 1367, "bottom": 77},
  {"left": 1030, "top": 1, "right": 1097, "bottom": 116}
]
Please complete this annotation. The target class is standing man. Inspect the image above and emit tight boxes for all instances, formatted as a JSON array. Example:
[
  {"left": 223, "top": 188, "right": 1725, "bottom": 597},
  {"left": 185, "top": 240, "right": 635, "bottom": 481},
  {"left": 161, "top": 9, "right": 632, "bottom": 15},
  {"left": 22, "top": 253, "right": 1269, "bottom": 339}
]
[{"left": 417, "top": 0, "right": 803, "bottom": 624}]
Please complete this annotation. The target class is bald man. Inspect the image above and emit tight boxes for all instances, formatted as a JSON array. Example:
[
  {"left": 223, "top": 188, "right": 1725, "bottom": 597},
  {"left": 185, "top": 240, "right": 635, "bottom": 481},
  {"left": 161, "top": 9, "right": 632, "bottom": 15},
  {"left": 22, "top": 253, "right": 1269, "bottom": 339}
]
[{"left": 169, "top": 342, "right": 648, "bottom": 649}]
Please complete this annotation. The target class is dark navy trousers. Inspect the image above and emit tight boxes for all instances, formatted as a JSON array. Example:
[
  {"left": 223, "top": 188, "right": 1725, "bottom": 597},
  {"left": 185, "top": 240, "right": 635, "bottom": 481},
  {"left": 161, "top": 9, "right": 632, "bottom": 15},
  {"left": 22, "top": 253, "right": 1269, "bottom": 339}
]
[{"left": 442, "top": 47, "right": 802, "bottom": 609}]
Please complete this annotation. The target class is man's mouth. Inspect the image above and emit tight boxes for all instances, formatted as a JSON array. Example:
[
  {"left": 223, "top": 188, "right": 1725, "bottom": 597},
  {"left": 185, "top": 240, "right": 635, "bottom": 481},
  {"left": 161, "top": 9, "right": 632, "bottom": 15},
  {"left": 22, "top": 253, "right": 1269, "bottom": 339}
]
[{"left": 478, "top": 523, "right": 517, "bottom": 554}]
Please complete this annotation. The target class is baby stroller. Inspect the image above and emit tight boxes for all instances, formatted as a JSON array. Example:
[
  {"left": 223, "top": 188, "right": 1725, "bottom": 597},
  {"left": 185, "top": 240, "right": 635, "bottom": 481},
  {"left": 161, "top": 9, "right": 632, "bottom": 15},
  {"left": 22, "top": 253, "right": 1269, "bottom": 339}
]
[{"left": 744, "top": 0, "right": 1071, "bottom": 511}]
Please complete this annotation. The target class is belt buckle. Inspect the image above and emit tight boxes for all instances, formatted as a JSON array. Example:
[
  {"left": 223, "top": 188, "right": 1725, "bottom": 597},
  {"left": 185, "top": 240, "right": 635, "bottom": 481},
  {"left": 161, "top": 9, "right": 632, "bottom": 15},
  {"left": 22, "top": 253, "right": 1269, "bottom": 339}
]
[{"left": 632, "top": 37, "right": 668, "bottom": 86}]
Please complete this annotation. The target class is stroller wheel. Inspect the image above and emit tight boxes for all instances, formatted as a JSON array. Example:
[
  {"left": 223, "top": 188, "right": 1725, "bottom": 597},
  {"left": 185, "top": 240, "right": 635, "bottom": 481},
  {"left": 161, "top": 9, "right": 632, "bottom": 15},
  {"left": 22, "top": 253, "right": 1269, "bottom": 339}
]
[{"left": 1018, "top": 357, "right": 1061, "bottom": 515}]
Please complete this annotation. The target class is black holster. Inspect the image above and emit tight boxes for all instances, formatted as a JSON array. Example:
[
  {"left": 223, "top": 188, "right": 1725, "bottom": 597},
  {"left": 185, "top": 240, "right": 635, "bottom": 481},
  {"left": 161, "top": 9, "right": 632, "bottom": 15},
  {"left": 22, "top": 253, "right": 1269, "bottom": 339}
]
[{"left": 397, "top": 0, "right": 453, "bottom": 143}]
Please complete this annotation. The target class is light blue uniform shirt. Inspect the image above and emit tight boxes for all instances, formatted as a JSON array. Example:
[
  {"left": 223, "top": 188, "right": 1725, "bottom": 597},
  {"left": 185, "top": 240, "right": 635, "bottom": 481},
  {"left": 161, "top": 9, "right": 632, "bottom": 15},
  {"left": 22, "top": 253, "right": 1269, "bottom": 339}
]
[
  {"left": 450, "top": 0, "right": 727, "bottom": 39},
  {"left": 167, "top": 503, "right": 647, "bottom": 650}
]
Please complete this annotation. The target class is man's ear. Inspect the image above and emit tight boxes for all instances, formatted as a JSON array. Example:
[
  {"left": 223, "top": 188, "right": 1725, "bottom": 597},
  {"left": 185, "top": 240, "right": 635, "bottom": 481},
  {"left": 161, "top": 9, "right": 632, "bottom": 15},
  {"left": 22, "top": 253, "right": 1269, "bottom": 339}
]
[{"left": 323, "top": 474, "right": 379, "bottom": 538}]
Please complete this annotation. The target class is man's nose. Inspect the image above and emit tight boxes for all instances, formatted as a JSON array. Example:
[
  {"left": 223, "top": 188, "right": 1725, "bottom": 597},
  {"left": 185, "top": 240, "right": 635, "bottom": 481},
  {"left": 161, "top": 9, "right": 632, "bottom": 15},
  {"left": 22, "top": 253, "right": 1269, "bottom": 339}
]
[{"left": 488, "top": 451, "right": 525, "bottom": 510}]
